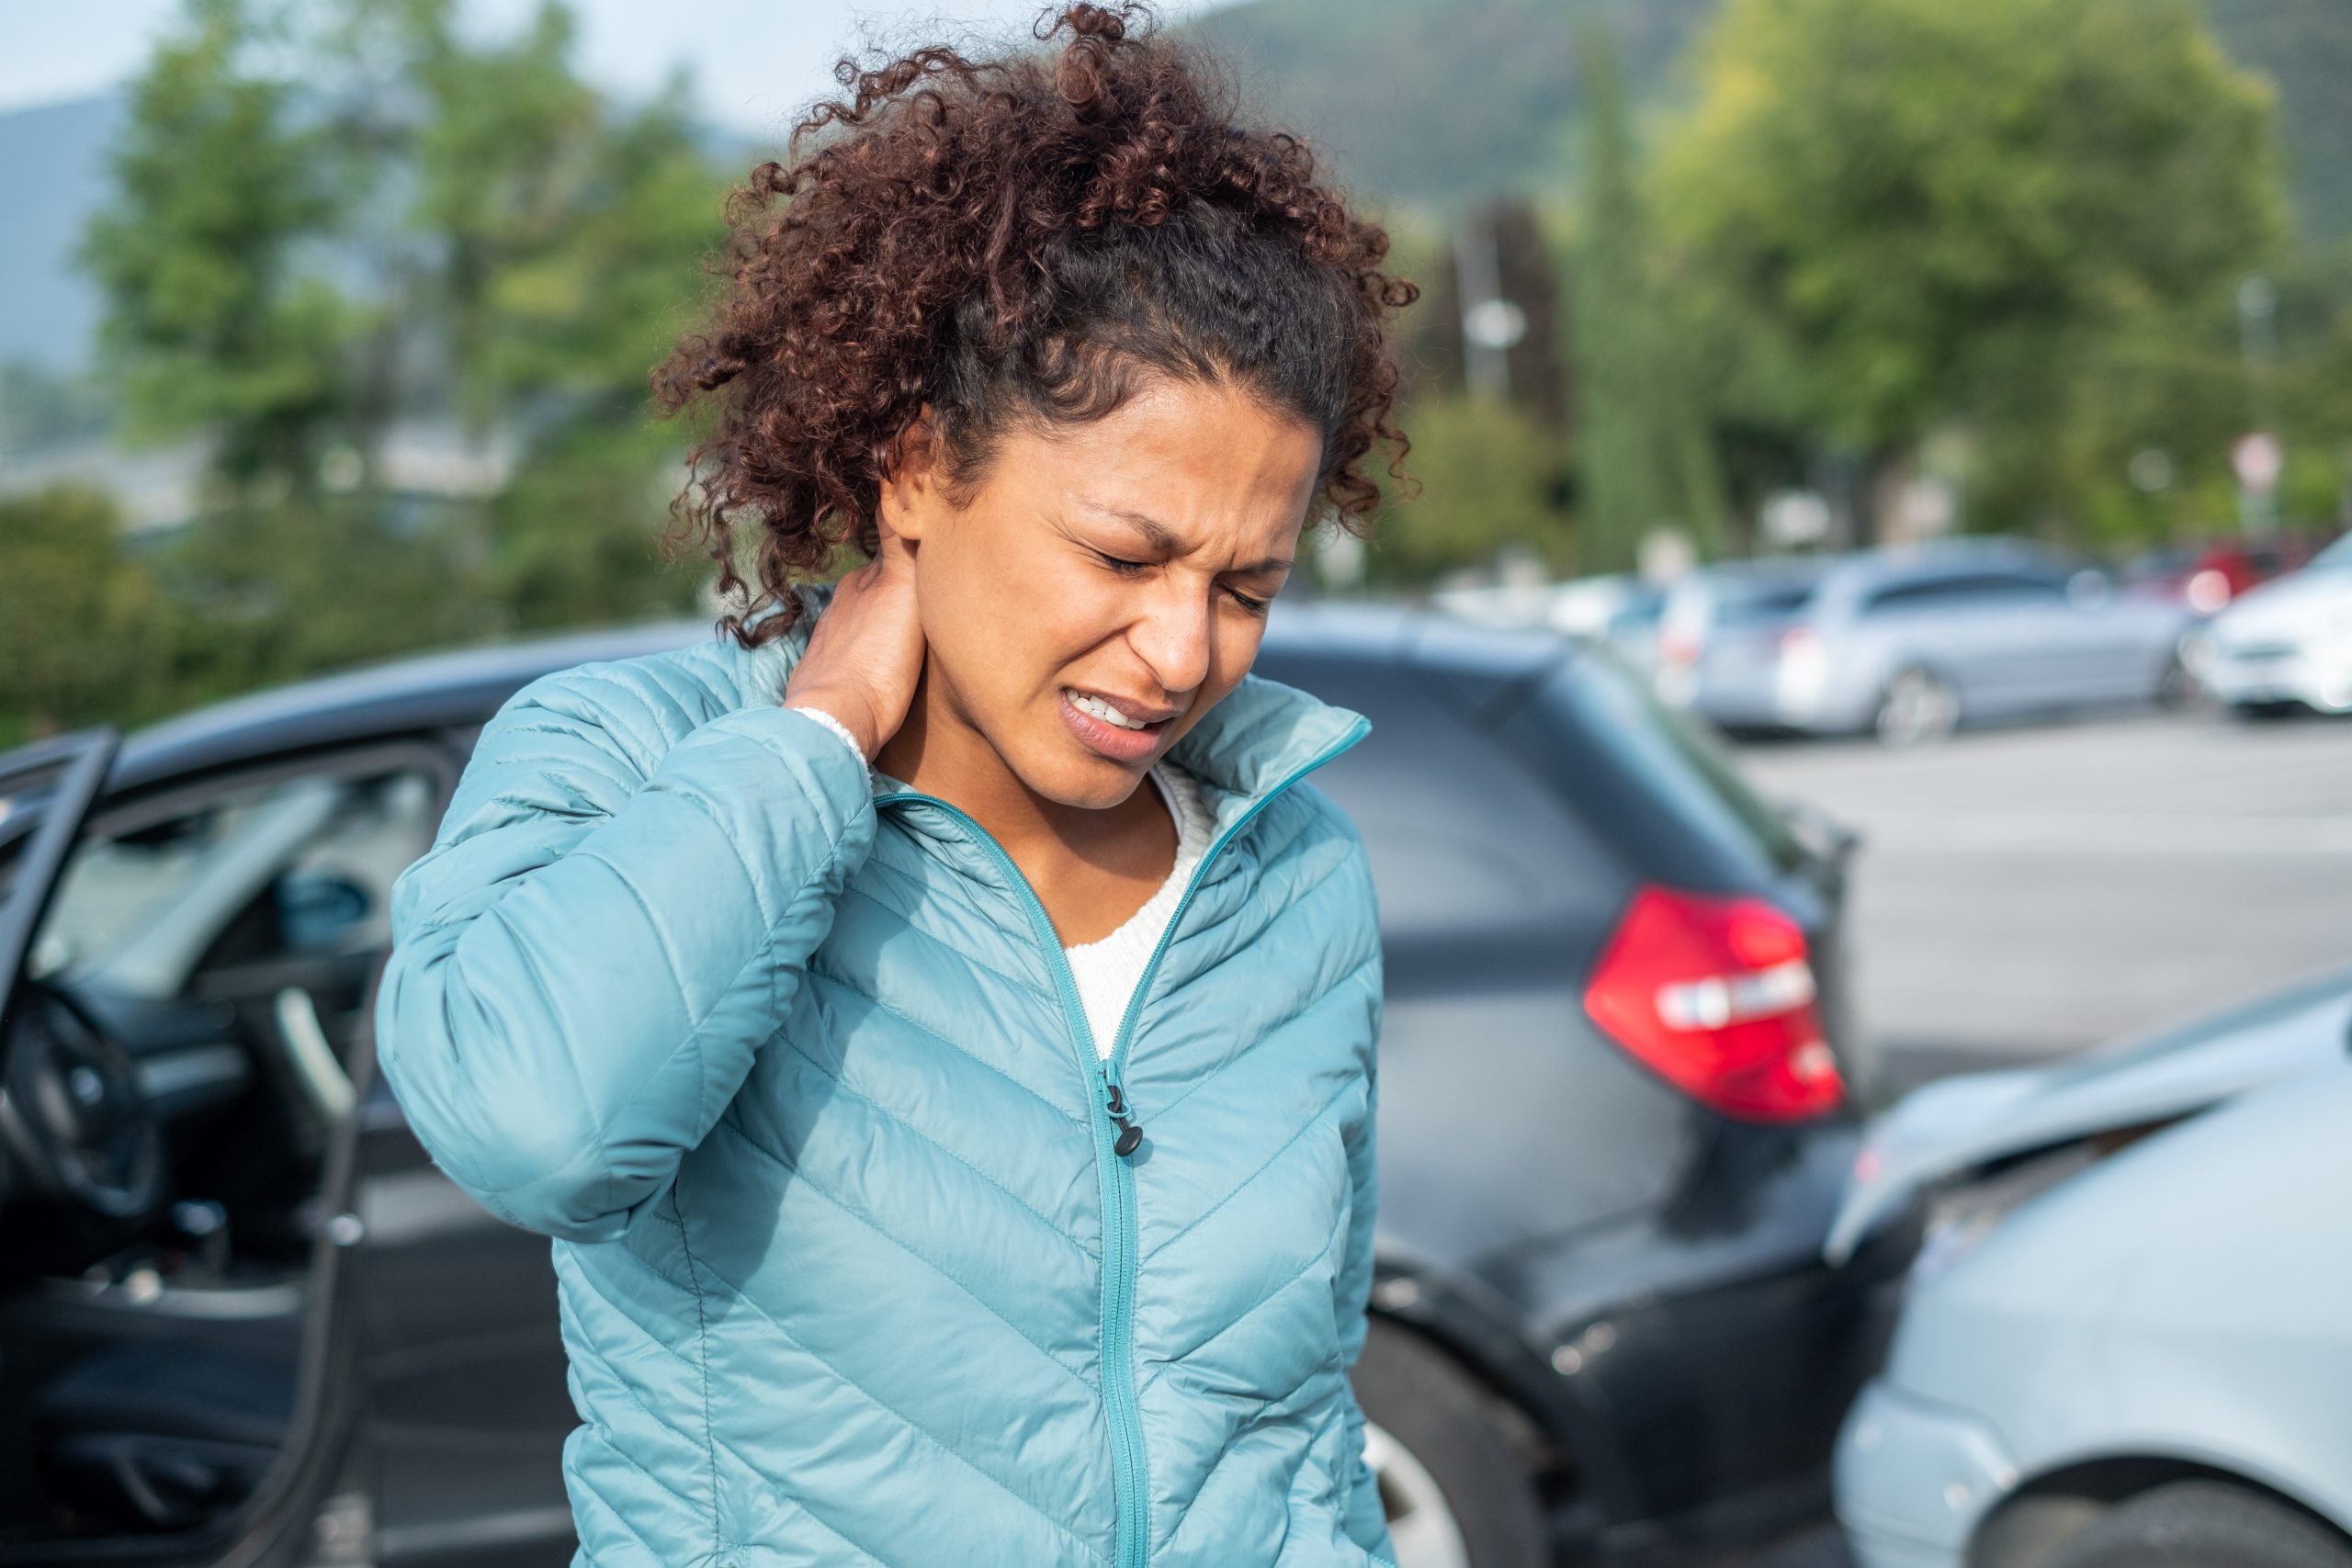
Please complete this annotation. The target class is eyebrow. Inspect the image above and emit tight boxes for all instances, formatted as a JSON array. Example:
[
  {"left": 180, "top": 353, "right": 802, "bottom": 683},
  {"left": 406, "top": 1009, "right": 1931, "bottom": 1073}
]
[{"left": 1090, "top": 505, "right": 1295, "bottom": 577}]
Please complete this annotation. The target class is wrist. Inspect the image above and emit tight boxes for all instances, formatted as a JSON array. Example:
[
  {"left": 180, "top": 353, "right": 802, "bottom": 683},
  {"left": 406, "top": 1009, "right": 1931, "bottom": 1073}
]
[{"left": 784, "top": 694, "right": 878, "bottom": 762}]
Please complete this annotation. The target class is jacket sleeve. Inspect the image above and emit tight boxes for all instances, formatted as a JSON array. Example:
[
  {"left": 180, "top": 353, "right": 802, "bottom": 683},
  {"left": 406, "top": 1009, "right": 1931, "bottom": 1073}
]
[
  {"left": 372, "top": 667, "right": 876, "bottom": 1242},
  {"left": 1337, "top": 1069, "right": 1395, "bottom": 1562},
  {"left": 1336, "top": 854, "right": 1396, "bottom": 1564}
]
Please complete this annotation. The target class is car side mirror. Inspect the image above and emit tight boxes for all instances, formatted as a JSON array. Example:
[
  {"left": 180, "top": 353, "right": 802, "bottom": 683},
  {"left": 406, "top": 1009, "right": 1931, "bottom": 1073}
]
[{"left": 275, "top": 870, "right": 374, "bottom": 954}]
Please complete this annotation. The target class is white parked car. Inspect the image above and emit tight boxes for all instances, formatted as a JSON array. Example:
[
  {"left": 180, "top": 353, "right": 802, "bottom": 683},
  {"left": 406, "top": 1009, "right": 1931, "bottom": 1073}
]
[{"left": 2190, "top": 530, "right": 2352, "bottom": 715}]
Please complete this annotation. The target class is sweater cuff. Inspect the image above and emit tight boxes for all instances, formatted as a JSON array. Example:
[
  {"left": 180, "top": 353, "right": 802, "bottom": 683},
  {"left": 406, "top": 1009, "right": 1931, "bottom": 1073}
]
[{"left": 788, "top": 703, "right": 871, "bottom": 768}]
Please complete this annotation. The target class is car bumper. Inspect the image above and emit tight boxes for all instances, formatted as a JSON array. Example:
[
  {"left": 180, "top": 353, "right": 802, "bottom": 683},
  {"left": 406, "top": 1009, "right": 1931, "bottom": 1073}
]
[
  {"left": 1689, "top": 667, "right": 1876, "bottom": 735},
  {"left": 2201, "top": 645, "right": 2352, "bottom": 711},
  {"left": 1515, "top": 1128, "right": 1927, "bottom": 1551},
  {"left": 1835, "top": 1379, "right": 2019, "bottom": 1568}
]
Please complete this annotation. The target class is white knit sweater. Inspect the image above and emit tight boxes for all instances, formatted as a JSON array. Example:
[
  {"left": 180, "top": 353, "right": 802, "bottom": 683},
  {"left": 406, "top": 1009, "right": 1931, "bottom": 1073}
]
[
  {"left": 1063, "top": 761, "right": 1215, "bottom": 1056},
  {"left": 793, "top": 704, "right": 1214, "bottom": 1057}
]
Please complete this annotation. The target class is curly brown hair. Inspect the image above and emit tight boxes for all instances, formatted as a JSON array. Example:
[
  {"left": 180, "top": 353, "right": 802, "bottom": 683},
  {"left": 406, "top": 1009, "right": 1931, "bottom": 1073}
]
[{"left": 650, "top": 0, "right": 1418, "bottom": 649}]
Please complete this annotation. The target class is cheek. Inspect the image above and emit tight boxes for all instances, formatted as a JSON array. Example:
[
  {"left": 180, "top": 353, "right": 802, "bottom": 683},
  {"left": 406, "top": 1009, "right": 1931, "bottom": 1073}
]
[
  {"left": 1203, "top": 620, "right": 1265, "bottom": 701},
  {"left": 916, "top": 537, "right": 1101, "bottom": 705}
]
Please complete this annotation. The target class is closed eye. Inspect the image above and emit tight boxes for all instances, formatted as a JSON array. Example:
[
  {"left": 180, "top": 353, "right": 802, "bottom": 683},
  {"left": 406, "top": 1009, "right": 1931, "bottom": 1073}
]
[{"left": 1093, "top": 549, "right": 1271, "bottom": 615}]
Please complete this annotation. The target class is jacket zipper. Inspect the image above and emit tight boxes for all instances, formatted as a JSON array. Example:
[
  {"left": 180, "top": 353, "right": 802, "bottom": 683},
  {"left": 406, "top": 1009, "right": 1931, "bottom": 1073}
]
[{"left": 871, "top": 710, "right": 1371, "bottom": 1567}]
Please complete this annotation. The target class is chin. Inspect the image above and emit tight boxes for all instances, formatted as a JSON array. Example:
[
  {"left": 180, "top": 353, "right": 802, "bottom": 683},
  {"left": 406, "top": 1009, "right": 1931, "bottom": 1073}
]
[{"left": 1012, "top": 734, "right": 1152, "bottom": 810}]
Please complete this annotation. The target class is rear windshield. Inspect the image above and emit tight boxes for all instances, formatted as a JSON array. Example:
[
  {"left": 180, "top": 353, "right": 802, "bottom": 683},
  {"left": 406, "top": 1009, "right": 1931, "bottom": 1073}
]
[
  {"left": 1497, "top": 643, "right": 1810, "bottom": 889},
  {"left": 1254, "top": 650, "right": 1625, "bottom": 938},
  {"left": 1713, "top": 580, "right": 1819, "bottom": 626}
]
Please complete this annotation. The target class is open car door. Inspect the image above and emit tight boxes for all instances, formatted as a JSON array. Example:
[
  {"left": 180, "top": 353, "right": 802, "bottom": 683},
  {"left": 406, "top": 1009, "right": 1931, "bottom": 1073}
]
[
  {"left": 0, "top": 730, "right": 125, "bottom": 1235},
  {"left": 0, "top": 729, "right": 119, "bottom": 1043},
  {"left": 0, "top": 728, "right": 374, "bottom": 1568}
]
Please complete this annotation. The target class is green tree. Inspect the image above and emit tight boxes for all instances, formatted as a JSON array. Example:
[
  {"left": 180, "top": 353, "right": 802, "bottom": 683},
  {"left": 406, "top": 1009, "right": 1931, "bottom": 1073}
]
[
  {"left": 1365, "top": 394, "right": 1574, "bottom": 586},
  {"left": 79, "top": 0, "right": 361, "bottom": 494},
  {"left": 71, "top": 0, "right": 730, "bottom": 719},
  {"left": 393, "top": 0, "right": 727, "bottom": 631},
  {"left": 1655, "top": 0, "right": 2287, "bottom": 538},
  {"left": 1569, "top": 20, "right": 1724, "bottom": 572},
  {"left": 0, "top": 488, "right": 165, "bottom": 744},
  {"left": 141, "top": 495, "right": 480, "bottom": 710}
]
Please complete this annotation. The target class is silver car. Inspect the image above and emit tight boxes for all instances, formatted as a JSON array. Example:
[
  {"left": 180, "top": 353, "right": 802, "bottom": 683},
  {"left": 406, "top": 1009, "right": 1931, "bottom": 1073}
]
[
  {"left": 1827, "top": 964, "right": 2352, "bottom": 1568},
  {"left": 1657, "top": 540, "right": 2202, "bottom": 744}
]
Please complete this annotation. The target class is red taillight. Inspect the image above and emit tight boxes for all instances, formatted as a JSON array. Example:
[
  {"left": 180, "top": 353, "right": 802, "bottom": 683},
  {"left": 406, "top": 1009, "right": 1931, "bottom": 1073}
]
[{"left": 1582, "top": 886, "right": 1844, "bottom": 1122}]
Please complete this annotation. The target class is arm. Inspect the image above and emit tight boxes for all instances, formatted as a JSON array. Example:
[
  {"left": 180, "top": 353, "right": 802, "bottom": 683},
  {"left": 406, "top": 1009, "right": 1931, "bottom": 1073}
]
[
  {"left": 373, "top": 666, "right": 876, "bottom": 1242},
  {"left": 1337, "top": 1057, "right": 1396, "bottom": 1563},
  {"left": 1336, "top": 862, "right": 1396, "bottom": 1563}
]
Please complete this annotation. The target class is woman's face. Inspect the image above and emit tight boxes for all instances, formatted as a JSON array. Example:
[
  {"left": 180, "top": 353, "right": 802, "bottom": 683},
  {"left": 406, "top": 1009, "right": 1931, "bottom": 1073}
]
[{"left": 883, "top": 376, "right": 1321, "bottom": 810}]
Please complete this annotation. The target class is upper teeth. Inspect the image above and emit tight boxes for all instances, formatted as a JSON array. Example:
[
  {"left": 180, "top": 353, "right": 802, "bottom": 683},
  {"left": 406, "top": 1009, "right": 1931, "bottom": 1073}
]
[{"left": 1069, "top": 691, "right": 1148, "bottom": 729}]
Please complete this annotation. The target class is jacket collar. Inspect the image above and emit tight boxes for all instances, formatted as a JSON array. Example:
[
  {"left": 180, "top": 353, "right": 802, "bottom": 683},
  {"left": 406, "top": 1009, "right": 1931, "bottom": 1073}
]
[{"left": 731, "top": 582, "right": 1370, "bottom": 829}]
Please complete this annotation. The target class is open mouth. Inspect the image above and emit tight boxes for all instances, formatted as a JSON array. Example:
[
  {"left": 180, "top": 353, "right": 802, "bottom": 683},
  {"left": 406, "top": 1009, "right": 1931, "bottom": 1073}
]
[
  {"left": 1065, "top": 690, "right": 1158, "bottom": 730},
  {"left": 1059, "top": 687, "right": 1176, "bottom": 761}
]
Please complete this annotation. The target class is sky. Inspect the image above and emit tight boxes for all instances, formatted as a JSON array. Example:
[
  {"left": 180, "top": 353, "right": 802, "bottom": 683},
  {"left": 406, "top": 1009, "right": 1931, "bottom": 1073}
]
[{"left": 0, "top": 0, "right": 1228, "bottom": 130}]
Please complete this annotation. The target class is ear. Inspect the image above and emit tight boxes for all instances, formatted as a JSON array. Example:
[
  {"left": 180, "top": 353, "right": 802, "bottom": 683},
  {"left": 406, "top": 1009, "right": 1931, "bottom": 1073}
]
[{"left": 877, "top": 406, "right": 949, "bottom": 543}]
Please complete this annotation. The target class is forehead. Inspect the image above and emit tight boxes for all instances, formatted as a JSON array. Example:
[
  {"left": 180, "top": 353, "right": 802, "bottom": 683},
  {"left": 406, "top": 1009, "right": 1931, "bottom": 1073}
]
[{"left": 1005, "top": 379, "right": 1322, "bottom": 537}]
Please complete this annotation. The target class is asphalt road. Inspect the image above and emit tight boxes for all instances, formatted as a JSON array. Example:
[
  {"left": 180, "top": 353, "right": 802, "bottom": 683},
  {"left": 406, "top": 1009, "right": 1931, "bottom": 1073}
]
[
  {"left": 1707, "top": 700, "right": 2352, "bottom": 1568},
  {"left": 1735, "top": 701, "right": 2352, "bottom": 1102}
]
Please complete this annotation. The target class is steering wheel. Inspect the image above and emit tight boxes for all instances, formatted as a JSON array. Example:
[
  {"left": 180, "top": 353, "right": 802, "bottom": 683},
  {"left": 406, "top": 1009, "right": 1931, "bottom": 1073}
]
[{"left": 0, "top": 978, "right": 166, "bottom": 1223}]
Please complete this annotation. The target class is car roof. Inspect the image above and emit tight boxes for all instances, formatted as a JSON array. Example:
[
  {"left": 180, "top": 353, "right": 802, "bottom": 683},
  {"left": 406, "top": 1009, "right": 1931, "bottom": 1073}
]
[
  {"left": 1844, "top": 536, "right": 2067, "bottom": 580},
  {"left": 1697, "top": 554, "right": 1849, "bottom": 584},
  {"left": 99, "top": 597, "right": 1554, "bottom": 796},
  {"left": 107, "top": 619, "right": 719, "bottom": 794}
]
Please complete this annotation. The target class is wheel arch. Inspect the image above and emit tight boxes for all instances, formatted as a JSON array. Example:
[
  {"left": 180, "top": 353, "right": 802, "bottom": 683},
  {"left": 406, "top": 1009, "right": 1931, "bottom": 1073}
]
[
  {"left": 1364, "top": 1258, "right": 1642, "bottom": 1529},
  {"left": 1880, "top": 652, "right": 1967, "bottom": 702},
  {"left": 1971, "top": 1455, "right": 2352, "bottom": 1568}
]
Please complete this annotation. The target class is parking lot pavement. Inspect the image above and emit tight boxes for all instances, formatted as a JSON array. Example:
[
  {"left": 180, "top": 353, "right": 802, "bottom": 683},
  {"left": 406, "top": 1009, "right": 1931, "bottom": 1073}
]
[{"left": 1733, "top": 705, "right": 2352, "bottom": 1098}]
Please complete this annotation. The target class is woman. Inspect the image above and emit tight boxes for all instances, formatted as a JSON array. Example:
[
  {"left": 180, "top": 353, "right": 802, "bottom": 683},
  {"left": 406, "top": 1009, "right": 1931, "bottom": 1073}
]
[{"left": 374, "top": 5, "right": 1416, "bottom": 1563}]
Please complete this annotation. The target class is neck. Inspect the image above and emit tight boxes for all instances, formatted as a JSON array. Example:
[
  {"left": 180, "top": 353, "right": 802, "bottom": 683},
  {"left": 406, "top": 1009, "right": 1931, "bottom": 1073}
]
[{"left": 874, "top": 658, "right": 1166, "bottom": 874}]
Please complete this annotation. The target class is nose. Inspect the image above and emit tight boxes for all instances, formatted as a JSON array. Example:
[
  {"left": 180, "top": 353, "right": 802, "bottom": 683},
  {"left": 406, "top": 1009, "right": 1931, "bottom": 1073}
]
[{"left": 1125, "top": 576, "right": 1216, "bottom": 699}]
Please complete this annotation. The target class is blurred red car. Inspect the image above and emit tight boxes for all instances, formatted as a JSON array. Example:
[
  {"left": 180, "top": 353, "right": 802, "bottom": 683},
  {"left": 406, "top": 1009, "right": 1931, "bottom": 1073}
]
[{"left": 2123, "top": 530, "right": 2344, "bottom": 615}]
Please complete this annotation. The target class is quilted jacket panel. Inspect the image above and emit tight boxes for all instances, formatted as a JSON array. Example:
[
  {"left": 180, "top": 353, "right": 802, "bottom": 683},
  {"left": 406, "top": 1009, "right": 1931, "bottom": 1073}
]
[{"left": 375, "top": 585, "right": 1395, "bottom": 1567}]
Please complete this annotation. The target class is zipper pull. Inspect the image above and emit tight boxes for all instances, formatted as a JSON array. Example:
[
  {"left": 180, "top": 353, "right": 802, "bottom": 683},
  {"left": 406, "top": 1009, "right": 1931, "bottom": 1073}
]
[{"left": 1104, "top": 1078, "right": 1145, "bottom": 1158}]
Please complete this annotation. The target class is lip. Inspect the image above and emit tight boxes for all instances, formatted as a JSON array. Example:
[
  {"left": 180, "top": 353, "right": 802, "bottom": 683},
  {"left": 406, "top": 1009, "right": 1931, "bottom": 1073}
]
[
  {"left": 1059, "top": 688, "right": 1174, "bottom": 763},
  {"left": 1067, "top": 686, "right": 1180, "bottom": 726}
]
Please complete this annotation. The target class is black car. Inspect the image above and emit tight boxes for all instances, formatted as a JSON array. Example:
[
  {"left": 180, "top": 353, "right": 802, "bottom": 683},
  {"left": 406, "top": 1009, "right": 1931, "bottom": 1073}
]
[{"left": 0, "top": 602, "right": 1918, "bottom": 1568}]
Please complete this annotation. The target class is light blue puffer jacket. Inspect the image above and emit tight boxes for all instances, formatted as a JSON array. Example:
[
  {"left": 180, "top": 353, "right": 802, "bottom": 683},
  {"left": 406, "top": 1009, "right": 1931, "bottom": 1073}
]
[{"left": 373, "top": 584, "right": 1395, "bottom": 1568}]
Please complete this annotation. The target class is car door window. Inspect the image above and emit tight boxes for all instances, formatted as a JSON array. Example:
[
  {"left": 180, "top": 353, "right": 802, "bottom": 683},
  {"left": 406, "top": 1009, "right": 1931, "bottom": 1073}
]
[
  {"left": 38, "top": 761, "right": 440, "bottom": 1003},
  {"left": 1977, "top": 570, "right": 2071, "bottom": 604},
  {"left": 1863, "top": 570, "right": 2068, "bottom": 615}
]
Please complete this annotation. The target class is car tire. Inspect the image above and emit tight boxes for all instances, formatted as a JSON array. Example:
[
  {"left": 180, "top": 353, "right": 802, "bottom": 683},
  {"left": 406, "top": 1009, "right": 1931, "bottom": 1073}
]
[
  {"left": 1348, "top": 1318, "right": 1548, "bottom": 1568},
  {"left": 2040, "top": 1480, "right": 2352, "bottom": 1568},
  {"left": 1871, "top": 664, "right": 1960, "bottom": 747}
]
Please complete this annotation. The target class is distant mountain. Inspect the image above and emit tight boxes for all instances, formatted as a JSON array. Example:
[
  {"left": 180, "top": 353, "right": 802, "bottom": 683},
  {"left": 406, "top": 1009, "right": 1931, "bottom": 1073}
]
[
  {"left": 3, "top": 0, "right": 2345, "bottom": 382},
  {"left": 1188, "top": 0, "right": 2352, "bottom": 239},
  {"left": 0, "top": 93, "right": 122, "bottom": 370},
  {"left": 2204, "top": 0, "right": 2352, "bottom": 243}
]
